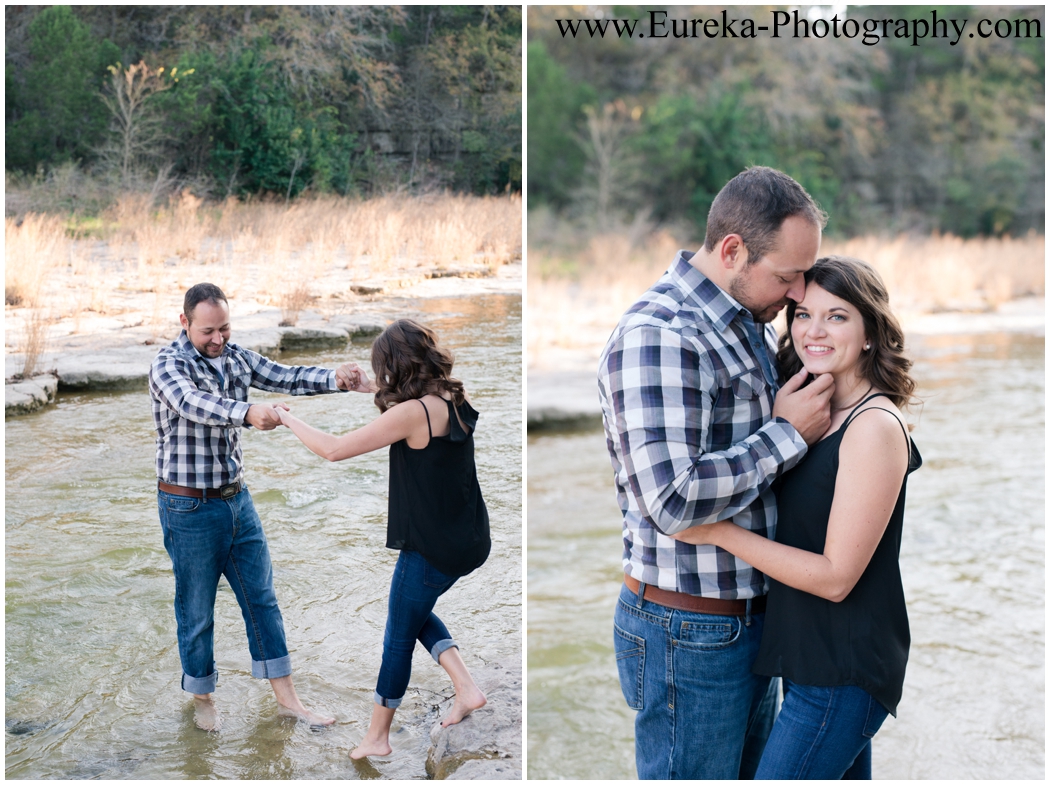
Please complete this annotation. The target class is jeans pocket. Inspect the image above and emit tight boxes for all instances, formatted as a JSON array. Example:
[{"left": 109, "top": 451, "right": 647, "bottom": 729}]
[
  {"left": 422, "top": 559, "right": 456, "bottom": 590},
  {"left": 676, "top": 617, "right": 741, "bottom": 651},
  {"left": 614, "top": 622, "right": 645, "bottom": 710},
  {"left": 165, "top": 495, "right": 201, "bottom": 513},
  {"left": 861, "top": 694, "right": 889, "bottom": 738}
]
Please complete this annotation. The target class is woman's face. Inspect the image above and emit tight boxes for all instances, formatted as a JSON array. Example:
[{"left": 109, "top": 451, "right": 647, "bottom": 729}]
[{"left": 790, "top": 282, "right": 869, "bottom": 379}]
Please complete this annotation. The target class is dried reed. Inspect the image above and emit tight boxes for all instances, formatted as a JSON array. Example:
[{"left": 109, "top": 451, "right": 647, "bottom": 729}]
[
  {"left": 5, "top": 214, "right": 67, "bottom": 307},
  {"left": 20, "top": 308, "right": 52, "bottom": 378}
]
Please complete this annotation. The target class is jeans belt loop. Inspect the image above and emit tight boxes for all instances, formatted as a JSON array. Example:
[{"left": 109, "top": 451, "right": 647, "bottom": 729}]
[
  {"left": 745, "top": 596, "right": 753, "bottom": 626},
  {"left": 635, "top": 580, "right": 646, "bottom": 609}
]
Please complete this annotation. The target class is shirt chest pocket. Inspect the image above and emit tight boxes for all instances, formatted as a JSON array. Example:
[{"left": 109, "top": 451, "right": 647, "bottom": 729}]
[
  {"left": 730, "top": 368, "right": 768, "bottom": 401},
  {"left": 196, "top": 372, "right": 223, "bottom": 395}
]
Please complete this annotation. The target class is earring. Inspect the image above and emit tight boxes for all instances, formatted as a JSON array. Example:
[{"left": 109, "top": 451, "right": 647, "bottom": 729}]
[{"left": 864, "top": 343, "right": 870, "bottom": 351}]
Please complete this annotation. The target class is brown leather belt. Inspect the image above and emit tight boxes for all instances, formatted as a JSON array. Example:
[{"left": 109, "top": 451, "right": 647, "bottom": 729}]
[
  {"left": 158, "top": 480, "right": 242, "bottom": 500},
  {"left": 625, "top": 574, "right": 766, "bottom": 616}
]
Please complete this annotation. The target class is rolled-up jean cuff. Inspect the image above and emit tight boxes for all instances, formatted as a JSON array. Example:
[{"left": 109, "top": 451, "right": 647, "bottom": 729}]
[
  {"left": 430, "top": 638, "right": 458, "bottom": 664},
  {"left": 374, "top": 691, "right": 403, "bottom": 709},
  {"left": 251, "top": 654, "right": 292, "bottom": 680},
  {"left": 182, "top": 669, "right": 218, "bottom": 694}
]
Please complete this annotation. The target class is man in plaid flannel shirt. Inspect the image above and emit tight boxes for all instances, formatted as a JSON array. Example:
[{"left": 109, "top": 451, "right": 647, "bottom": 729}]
[
  {"left": 150, "top": 282, "right": 357, "bottom": 731},
  {"left": 598, "top": 168, "right": 835, "bottom": 779}
]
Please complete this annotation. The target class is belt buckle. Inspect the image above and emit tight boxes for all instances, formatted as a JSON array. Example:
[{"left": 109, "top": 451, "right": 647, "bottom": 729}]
[{"left": 219, "top": 482, "right": 239, "bottom": 499}]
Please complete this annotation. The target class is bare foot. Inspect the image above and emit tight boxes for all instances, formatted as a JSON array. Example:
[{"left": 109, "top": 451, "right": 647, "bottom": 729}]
[
  {"left": 349, "top": 737, "right": 392, "bottom": 759},
  {"left": 193, "top": 696, "right": 222, "bottom": 732},
  {"left": 277, "top": 703, "right": 336, "bottom": 727},
  {"left": 440, "top": 686, "right": 487, "bottom": 728}
]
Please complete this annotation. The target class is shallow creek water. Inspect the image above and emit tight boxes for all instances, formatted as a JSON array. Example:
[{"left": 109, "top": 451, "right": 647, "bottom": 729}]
[
  {"left": 6, "top": 294, "right": 522, "bottom": 780},
  {"left": 527, "top": 330, "right": 1043, "bottom": 780}
]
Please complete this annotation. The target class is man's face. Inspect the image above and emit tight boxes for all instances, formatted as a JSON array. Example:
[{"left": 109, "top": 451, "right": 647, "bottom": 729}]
[
  {"left": 727, "top": 215, "right": 821, "bottom": 324},
  {"left": 180, "top": 299, "right": 231, "bottom": 358}
]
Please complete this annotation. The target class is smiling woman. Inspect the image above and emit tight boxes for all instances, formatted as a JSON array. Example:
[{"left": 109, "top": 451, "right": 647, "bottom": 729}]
[{"left": 673, "top": 254, "right": 922, "bottom": 778}]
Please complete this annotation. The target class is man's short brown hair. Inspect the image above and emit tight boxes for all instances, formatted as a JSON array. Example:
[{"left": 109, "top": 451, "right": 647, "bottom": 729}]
[
  {"left": 703, "top": 166, "right": 828, "bottom": 264},
  {"left": 183, "top": 283, "right": 228, "bottom": 324}
]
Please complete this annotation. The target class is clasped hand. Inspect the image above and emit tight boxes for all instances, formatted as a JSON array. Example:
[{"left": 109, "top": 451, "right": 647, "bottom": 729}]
[
  {"left": 335, "top": 362, "right": 375, "bottom": 393},
  {"left": 246, "top": 402, "right": 291, "bottom": 430}
]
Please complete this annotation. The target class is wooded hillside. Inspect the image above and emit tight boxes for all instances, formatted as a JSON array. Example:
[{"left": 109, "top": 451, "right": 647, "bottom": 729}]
[
  {"left": 6, "top": 5, "right": 522, "bottom": 200},
  {"left": 528, "top": 4, "right": 1043, "bottom": 238}
]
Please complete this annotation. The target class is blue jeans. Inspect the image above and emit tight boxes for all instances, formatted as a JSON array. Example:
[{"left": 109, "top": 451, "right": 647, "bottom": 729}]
[
  {"left": 157, "top": 488, "right": 291, "bottom": 694},
  {"left": 374, "top": 550, "right": 459, "bottom": 708},
  {"left": 755, "top": 680, "right": 889, "bottom": 780},
  {"left": 614, "top": 581, "right": 778, "bottom": 779}
]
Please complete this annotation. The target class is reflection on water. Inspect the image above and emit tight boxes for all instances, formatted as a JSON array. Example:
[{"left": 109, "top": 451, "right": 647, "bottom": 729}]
[
  {"left": 526, "top": 331, "right": 1044, "bottom": 780},
  {"left": 6, "top": 294, "right": 521, "bottom": 780}
]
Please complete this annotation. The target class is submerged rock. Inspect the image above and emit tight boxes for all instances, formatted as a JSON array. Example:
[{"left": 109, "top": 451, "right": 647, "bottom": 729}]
[{"left": 426, "top": 658, "right": 521, "bottom": 780}]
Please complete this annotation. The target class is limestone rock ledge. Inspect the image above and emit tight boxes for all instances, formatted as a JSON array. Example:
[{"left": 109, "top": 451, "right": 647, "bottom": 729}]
[
  {"left": 4, "top": 319, "right": 389, "bottom": 413},
  {"left": 5, "top": 374, "right": 58, "bottom": 417},
  {"left": 426, "top": 658, "right": 521, "bottom": 780}
]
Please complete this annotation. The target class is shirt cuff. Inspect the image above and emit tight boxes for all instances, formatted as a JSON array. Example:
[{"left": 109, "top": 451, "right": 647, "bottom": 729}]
[
  {"left": 232, "top": 400, "right": 252, "bottom": 427},
  {"left": 769, "top": 417, "right": 809, "bottom": 465}
]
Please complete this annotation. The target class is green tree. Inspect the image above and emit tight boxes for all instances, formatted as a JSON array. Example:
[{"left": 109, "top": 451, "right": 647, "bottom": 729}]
[
  {"left": 5, "top": 6, "right": 119, "bottom": 172},
  {"left": 526, "top": 40, "right": 593, "bottom": 208}
]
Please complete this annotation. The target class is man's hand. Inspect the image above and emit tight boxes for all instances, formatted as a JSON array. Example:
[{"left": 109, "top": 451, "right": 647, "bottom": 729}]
[
  {"left": 772, "top": 368, "right": 834, "bottom": 445},
  {"left": 245, "top": 403, "right": 289, "bottom": 430},
  {"left": 335, "top": 362, "right": 376, "bottom": 393}
]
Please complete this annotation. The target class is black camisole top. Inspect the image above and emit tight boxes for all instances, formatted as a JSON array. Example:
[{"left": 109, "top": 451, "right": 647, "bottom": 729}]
[
  {"left": 386, "top": 397, "right": 491, "bottom": 578},
  {"left": 752, "top": 393, "right": 922, "bottom": 716}
]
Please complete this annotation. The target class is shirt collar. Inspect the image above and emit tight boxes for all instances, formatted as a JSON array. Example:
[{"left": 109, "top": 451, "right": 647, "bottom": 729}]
[
  {"left": 670, "top": 250, "right": 750, "bottom": 333},
  {"left": 176, "top": 330, "right": 228, "bottom": 363}
]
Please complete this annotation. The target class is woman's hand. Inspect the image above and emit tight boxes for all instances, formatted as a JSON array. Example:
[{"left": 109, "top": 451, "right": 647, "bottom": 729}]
[
  {"left": 335, "top": 362, "right": 378, "bottom": 393},
  {"left": 272, "top": 402, "right": 292, "bottom": 426},
  {"left": 668, "top": 520, "right": 731, "bottom": 545}
]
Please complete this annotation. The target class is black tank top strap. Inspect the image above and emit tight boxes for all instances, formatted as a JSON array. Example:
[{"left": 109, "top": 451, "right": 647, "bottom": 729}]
[
  {"left": 418, "top": 398, "right": 433, "bottom": 439},
  {"left": 841, "top": 393, "right": 910, "bottom": 448},
  {"left": 842, "top": 392, "right": 892, "bottom": 428}
]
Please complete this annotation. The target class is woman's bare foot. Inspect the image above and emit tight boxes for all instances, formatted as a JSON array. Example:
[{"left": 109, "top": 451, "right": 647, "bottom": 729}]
[
  {"left": 350, "top": 703, "right": 396, "bottom": 759},
  {"left": 349, "top": 736, "right": 393, "bottom": 759},
  {"left": 440, "top": 685, "right": 487, "bottom": 728},
  {"left": 276, "top": 703, "right": 336, "bottom": 727},
  {"left": 193, "top": 695, "right": 222, "bottom": 732}
]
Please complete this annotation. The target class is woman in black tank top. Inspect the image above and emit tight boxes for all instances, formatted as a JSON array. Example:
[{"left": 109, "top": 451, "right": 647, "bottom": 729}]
[
  {"left": 274, "top": 319, "right": 490, "bottom": 761},
  {"left": 672, "top": 256, "right": 921, "bottom": 779}
]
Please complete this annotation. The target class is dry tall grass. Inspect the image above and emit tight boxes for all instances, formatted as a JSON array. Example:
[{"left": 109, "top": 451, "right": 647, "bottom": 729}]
[
  {"left": 5, "top": 214, "right": 68, "bottom": 307},
  {"left": 4, "top": 192, "right": 521, "bottom": 360},
  {"left": 19, "top": 308, "right": 53, "bottom": 378},
  {"left": 527, "top": 222, "right": 1044, "bottom": 368}
]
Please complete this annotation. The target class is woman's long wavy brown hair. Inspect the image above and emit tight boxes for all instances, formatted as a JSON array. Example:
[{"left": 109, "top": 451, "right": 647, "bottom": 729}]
[
  {"left": 776, "top": 255, "right": 917, "bottom": 410},
  {"left": 369, "top": 319, "right": 466, "bottom": 412}
]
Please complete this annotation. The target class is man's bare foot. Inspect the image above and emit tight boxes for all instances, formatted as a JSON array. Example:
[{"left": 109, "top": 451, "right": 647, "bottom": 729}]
[
  {"left": 193, "top": 696, "right": 222, "bottom": 732},
  {"left": 277, "top": 703, "right": 336, "bottom": 727},
  {"left": 269, "top": 675, "right": 334, "bottom": 727},
  {"left": 349, "top": 736, "right": 393, "bottom": 759},
  {"left": 440, "top": 686, "right": 487, "bottom": 727}
]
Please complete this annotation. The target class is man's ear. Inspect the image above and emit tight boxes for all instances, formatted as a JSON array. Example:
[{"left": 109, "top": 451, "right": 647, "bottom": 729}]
[
  {"left": 179, "top": 313, "right": 190, "bottom": 331},
  {"left": 718, "top": 233, "right": 749, "bottom": 272}
]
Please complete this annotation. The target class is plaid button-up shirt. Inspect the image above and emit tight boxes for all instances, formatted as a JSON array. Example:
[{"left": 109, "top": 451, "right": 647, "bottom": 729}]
[
  {"left": 597, "top": 251, "right": 808, "bottom": 599},
  {"left": 149, "top": 331, "right": 341, "bottom": 488}
]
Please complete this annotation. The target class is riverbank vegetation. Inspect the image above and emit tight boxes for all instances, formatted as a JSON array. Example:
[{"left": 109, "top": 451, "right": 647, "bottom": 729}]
[
  {"left": 5, "top": 192, "right": 521, "bottom": 377},
  {"left": 527, "top": 222, "right": 1044, "bottom": 368}
]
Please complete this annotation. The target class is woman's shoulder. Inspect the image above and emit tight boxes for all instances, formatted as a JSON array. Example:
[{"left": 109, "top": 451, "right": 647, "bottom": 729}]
[{"left": 840, "top": 396, "right": 911, "bottom": 463}]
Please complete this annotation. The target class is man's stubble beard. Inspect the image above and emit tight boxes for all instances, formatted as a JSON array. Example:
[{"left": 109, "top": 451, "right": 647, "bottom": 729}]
[{"left": 728, "top": 269, "right": 786, "bottom": 324}]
